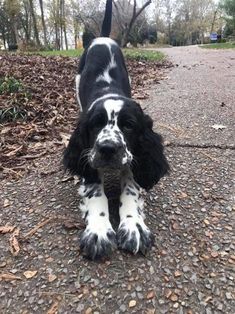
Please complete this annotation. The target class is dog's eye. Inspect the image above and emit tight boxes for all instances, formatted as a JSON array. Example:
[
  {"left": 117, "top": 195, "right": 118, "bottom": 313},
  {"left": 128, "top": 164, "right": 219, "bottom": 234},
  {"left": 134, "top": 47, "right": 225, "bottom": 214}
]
[
  {"left": 90, "top": 115, "right": 106, "bottom": 130},
  {"left": 122, "top": 121, "right": 135, "bottom": 132}
]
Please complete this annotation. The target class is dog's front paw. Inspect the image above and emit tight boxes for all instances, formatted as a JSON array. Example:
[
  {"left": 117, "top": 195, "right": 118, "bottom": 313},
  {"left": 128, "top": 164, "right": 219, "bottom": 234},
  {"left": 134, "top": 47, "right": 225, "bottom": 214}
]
[
  {"left": 80, "top": 225, "right": 117, "bottom": 260},
  {"left": 117, "top": 218, "right": 154, "bottom": 255}
]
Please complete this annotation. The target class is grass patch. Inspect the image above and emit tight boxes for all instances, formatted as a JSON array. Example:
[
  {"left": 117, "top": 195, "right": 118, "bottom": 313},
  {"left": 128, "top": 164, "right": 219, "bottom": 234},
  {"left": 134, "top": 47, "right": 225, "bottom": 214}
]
[
  {"left": 0, "top": 106, "right": 27, "bottom": 123},
  {"left": 0, "top": 76, "right": 23, "bottom": 94},
  {"left": 123, "top": 49, "right": 165, "bottom": 61},
  {"left": 37, "top": 49, "right": 84, "bottom": 57},
  {"left": 29, "top": 48, "right": 165, "bottom": 61},
  {"left": 0, "top": 76, "right": 29, "bottom": 123},
  {"left": 200, "top": 43, "right": 235, "bottom": 49}
]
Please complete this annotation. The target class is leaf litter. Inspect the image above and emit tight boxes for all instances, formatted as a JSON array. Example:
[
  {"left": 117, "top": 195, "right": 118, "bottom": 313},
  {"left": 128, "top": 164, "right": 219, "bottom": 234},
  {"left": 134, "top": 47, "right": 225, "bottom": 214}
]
[{"left": 0, "top": 54, "right": 172, "bottom": 179}]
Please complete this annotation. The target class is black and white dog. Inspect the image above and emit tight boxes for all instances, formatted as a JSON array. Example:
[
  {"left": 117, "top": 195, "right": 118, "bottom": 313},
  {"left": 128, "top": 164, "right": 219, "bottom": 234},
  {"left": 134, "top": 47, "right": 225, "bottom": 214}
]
[{"left": 64, "top": 0, "right": 169, "bottom": 260}]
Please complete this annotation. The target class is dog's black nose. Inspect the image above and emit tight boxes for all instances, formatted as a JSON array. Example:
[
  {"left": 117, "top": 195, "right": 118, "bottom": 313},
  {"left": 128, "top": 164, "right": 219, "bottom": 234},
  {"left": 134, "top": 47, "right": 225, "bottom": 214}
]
[{"left": 98, "top": 142, "right": 117, "bottom": 156}]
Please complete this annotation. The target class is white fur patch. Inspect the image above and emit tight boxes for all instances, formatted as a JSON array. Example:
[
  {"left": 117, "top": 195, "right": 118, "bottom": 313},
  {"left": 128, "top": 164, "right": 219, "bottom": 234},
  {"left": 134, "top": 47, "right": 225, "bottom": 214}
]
[
  {"left": 103, "top": 99, "right": 124, "bottom": 119},
  {"left": 75, "top": 74, "right": 82, "bottom": 111},
  {"left": 96, "top": 54, "right": 117, "bottom": 84},
  {"left": 88, "top": 94, "right": 120, "bottom": 111},
  {"left": 89, "top": 37, "right": 117, "bottom": 50},
  {"left": 118, "top": 175, "right": 151, "bottom": 253},
  {"left": 79, "top": 183, "right": 115, "bottom": 239},
  {"left": 89, "top": 37, "right": 117, "bottom": 85}
]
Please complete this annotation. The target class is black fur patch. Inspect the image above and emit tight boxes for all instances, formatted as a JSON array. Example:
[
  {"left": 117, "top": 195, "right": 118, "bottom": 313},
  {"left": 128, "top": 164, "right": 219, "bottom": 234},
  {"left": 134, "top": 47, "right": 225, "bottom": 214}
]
[{"left": 80, "top": 229, "right": 117, "bottom": 260}]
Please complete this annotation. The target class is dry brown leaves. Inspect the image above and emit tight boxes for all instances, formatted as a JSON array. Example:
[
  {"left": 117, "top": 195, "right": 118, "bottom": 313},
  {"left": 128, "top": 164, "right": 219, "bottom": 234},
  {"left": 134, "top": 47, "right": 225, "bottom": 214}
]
[
  {"left": 0, "top": 225, "right": 15, "bottom": 233},
  {"left": 9, "top": 227, "right": 20, "bottom": 256},
  {"left": 0, "top": 273, "right": 22, "bottom": 281},
  {"left": 0, "top": 54, "right": 172, "bottom": 179},
  {"left": 47, "top": 302, "right": 59, "bottom": 314},
  {"left": 0, "top": 224, "right": 20, "bottom": 256}
]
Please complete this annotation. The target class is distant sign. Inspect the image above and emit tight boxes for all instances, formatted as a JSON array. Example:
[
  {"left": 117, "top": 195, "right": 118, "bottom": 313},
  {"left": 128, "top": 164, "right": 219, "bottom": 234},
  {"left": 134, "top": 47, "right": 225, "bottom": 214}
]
[{"left": 210, "top": 32, "right": 217, "bottom": 41}]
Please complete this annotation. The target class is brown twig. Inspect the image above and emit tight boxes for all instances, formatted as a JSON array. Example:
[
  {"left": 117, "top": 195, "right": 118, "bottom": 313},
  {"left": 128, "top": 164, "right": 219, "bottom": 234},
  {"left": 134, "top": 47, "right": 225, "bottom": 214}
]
[{"left": 22, "top": 218, "right": 53, "bottom": 239}]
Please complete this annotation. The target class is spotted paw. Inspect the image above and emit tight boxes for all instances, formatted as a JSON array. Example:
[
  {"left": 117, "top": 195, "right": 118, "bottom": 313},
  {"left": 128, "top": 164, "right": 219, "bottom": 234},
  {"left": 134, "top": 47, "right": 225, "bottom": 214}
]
[
  {"left": 117, "top": 218, "right": 154, "bottom": 255},
  {"left": 80, "top": 226, "right": 117, "bottom": 260}
]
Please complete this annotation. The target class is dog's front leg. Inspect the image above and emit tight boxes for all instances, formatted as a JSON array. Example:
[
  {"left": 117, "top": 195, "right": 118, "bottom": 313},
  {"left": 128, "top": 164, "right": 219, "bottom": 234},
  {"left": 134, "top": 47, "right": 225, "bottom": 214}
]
[
  {"left": 79, "top": 176, "right": 116, "bottom": 260},
  {"left": 117, "top": 171, "right": 154, "bottom": 255}
]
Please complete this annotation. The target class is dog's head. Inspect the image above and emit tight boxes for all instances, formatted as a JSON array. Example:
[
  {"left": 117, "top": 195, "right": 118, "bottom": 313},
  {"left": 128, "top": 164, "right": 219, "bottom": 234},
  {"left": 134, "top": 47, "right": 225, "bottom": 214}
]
[
  {"left": 88, "top": 97, "right": 135, "bottom": 169},
  {"left": 64, "top": 97, "right": 169, "bottom": 189}
]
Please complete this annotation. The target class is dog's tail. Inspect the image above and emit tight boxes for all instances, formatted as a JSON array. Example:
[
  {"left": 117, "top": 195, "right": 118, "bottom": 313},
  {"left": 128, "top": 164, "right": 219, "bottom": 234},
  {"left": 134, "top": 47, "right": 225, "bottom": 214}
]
[{"left": 100, "top": 0, "right": 112, "bottom": 37}]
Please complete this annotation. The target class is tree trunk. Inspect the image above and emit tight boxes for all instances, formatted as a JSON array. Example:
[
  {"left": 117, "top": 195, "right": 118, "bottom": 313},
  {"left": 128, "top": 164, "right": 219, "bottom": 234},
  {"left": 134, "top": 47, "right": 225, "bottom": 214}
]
[
  {"left": 29, "top": 0, "right": 40, "bottom": 47},
  {"left": 55, "top": 0, "right": 60, "bottom": 50},
  {"left": 114, "top": 0, "right": 152, "bottom": 47},
  {"left": 39, "top": 0, "right": 47, "bottom": 47},
  {"left": 60, "top": 0, "right": 68, "bottom": 50},
  {"left": 210, "top": 9, "right": 217, "bottom": 34}
]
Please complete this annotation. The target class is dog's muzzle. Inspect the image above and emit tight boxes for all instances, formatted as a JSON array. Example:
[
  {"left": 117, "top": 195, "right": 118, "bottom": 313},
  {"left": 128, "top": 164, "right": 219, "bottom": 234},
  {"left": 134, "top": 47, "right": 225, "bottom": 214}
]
[{"left": 90, "top": 140, "right": 127, "bottom": 169}]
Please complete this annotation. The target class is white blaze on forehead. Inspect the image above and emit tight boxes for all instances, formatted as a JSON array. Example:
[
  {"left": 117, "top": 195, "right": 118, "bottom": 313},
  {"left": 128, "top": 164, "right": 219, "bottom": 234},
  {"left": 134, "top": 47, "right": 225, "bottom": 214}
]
[{"left": 103, "top": 99, "right": 124, "bottom": 120}]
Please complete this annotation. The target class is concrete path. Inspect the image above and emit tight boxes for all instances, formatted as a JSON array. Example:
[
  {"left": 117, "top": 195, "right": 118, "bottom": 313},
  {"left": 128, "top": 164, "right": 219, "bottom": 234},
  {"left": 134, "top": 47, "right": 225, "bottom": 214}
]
[
  {"left": 0, "top": 46, "right": 234, "bottom": 314},
  {"left": 148, "top": 45, "right": 235, "bottom": 147}
]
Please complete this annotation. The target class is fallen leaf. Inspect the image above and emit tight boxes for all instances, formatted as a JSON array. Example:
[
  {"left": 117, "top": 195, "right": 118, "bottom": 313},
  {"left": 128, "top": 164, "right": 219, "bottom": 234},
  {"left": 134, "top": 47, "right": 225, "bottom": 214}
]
[
  {"left": 0, "top": 225, "right": 15, "bottom": 234},
  {"left": 129, "top": 300, "right": 137, "bottom": 308},
  {"left": 205, "top": 296, "right": 212, "bottom": 303},
  {"left": 200, "top": 254, "right": 210, "bottom": 261},
  {"left": 170, "top": 294, "right": 178, "bottom": 302},
  {"left": 9, "top": 228, "right": 20, "bottom": 256},
  {"left": 47, "top": 302, "right": 59, "bottom": 314},
  {"left": 165, "top": 289, "right": 172, "bottom": 299},
  {"left": 146, "top": 290, "right": 155, "bottom": 299},
  {"left": 211, "top": 251, "right": 219, "bottom": 258},
  {"left": 3, "top": 199, "right": 10, "bottom": 207},
  {"left": 228, "top": 258, "right": 235, "bottom": 264},
  {"left": 172, "top": 222, "right": 180, "bottom": 230},
  {"left": 59, "top": 132, "right": 70, "bottom": 147},
  {"left": 48, "top": 274, "right": 57, "bottom": 282},
  {"left": 85, "top": 308, "right": 92, "bottom": 314},
  {"left": 179, "top": 192, "right": 187, "bottom": 198},
  {"left": 0, "top": 262, "right": 7, "bottom": 268},
  {"left": 203, "top": 219, "right": 210, "bottom": 225},
  {"left": 23, "top": 270, "right": 38, "bottom": 279},
  {"left": 205, "top": 230, "right": 213, "bottom": 238},
  {"left": 211, "top": 124, "right": 227, "bottom": 130},
  {"left": 0, "top": 273, "right": 22, "bottom": 281},
  {"left": 174, "top": 270, "right": 182, "bottom": 277}
]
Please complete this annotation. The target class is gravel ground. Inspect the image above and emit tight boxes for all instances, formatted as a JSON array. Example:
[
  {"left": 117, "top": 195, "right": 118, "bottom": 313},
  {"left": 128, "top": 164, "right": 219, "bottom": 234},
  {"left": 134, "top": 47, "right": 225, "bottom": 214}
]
[{"left": 0, "top": 46, "right": 235, "bottom": 314}]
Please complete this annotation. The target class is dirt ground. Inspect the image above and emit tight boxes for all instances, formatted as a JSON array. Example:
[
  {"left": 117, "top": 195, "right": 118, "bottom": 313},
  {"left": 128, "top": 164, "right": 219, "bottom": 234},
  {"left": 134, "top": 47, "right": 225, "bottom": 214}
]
[{"left": 0, "top": 46, "right": 235, "bottom": 314}]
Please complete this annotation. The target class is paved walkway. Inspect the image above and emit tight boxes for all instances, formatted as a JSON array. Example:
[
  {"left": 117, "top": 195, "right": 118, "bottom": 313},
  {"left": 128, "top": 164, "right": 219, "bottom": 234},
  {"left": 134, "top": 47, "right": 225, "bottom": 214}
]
[
  {"left": 0, "top": 46, "right": 234, "bottom": 314},
  {"left": 148, "top": 45, "right": 235, "bottom": 147}
]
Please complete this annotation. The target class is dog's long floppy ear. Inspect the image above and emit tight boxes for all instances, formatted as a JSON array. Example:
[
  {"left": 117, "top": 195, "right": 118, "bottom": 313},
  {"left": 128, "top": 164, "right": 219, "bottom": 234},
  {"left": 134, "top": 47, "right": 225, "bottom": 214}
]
[
  {"left": 132, "top": 114, "right": 170, "bottom": 190},
  {"left": 63, "top": 115, "right": 98, "bottom": 181}
]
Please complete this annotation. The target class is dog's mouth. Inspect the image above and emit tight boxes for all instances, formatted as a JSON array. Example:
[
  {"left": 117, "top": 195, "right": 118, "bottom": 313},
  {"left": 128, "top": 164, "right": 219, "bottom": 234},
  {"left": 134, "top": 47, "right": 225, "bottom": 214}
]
[
  {"left": 89, "top": 152, "right": 126, "bottom": 170},
  {"left": 89, "top": 147, "right": 132, "bottom": 170}
]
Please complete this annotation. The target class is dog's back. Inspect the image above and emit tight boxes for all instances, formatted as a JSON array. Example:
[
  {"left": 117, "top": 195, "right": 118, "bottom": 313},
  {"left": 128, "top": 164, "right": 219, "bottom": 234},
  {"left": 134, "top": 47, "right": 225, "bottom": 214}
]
[{"left": 76, "top": 0, "right": 131, "bottom": 111}]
